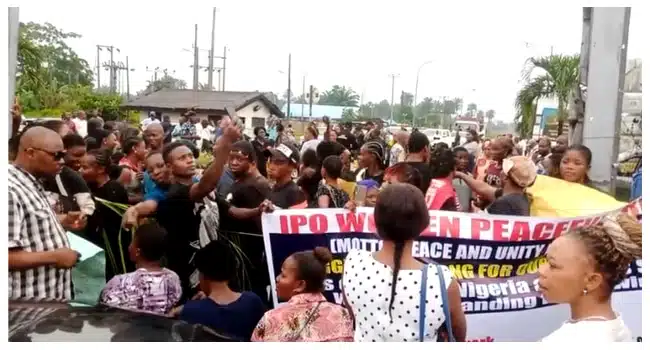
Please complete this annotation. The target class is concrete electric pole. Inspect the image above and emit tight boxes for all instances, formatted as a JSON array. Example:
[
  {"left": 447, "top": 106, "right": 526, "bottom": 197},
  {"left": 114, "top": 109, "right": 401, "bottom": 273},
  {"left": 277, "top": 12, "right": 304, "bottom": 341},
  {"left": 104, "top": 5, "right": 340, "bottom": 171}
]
[
  {"left": 208, "top": 7, "right": 216, "bottom": 91},
  {"left": 193, "top": 24, "right": 200, "bottom": 91},
  {"left": 581, "top": 7, "right": 631, "bottom": 195}
]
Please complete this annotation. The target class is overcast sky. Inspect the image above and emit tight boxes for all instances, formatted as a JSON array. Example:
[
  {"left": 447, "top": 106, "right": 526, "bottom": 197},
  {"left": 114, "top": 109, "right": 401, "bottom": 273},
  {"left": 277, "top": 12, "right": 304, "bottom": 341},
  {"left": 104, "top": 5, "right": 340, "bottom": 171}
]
[{"left": 17, "top": 2, "right": 642, "bottom": 121}]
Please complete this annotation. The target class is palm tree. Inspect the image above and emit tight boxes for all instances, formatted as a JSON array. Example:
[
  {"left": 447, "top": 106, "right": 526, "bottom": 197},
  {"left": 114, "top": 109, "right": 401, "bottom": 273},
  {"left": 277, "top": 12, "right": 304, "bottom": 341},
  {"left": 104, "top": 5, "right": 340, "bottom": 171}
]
[
  {"left": 318, "top": 85, "right": 360, "bottom": 107},
  {"left": 515, "top": 54, "right": 580, "bottom": 137}
]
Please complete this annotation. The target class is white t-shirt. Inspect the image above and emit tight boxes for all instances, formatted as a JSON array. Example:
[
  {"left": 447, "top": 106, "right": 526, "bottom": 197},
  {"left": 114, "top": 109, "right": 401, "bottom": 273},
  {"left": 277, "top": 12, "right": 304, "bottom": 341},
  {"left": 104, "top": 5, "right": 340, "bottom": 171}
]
[
  {"left": 541, "top": 315, "right": 634, "bottom": 342},
  {"left": 343, "top": 249, "right": 453, "bottom": 342},
  {"left": 300, "top": 139, "right": 321, "bottom": 156},
  {"left": 73, "top": 118, "right": 87, "bottom": 138}
]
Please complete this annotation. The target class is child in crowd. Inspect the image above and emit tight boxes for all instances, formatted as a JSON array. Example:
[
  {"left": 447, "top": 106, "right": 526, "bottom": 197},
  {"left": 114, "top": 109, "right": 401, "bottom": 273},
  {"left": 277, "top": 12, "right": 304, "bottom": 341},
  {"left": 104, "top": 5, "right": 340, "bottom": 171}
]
[
  {"left": 317, "top": 155, "right": 350, "bottom": 208},
  {"left": 99, "top": 222, "right": 181, "bottom": 315},
  {"left": 173, "top": 240, "right": 267, "bottom": 340}
]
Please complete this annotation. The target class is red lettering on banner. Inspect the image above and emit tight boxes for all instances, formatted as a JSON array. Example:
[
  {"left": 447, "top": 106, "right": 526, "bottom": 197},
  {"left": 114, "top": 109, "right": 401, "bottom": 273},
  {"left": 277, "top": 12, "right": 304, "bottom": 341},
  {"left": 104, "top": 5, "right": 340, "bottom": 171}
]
[
  {"left": 568, "top": 219, "right": 585, "bottom": 231},
  {"left": 553, "top": 221, "right": 569, "bottom": 238},
  {"left": 532, "top": 222, "right": 554, "bottom": 240},
  {"left": 279, "top": 215, "right": 289, "bottom": 233},
  {"left": 491, "top": 219, "right": 509, "bottom": 241},
  {"left": 335, "top": 212, "right": 366, "bottom": 232},
  {"left": 471, "top": 218, "right": 490, "bottom": 239},
  {"left": 308, "top": 214, "right": 328, "bottom": 233},
  {"left": 367, "top": 214, "right": 377, "bottom": 233},
  {"left": 288, "top": 215, "right": 307, "bottom": 233},
  {"left": 510, "top": 221, "right": 531, "bottom": 241},
  {"left": 439, "top": 216, "right": 460, "bottom": 238}
]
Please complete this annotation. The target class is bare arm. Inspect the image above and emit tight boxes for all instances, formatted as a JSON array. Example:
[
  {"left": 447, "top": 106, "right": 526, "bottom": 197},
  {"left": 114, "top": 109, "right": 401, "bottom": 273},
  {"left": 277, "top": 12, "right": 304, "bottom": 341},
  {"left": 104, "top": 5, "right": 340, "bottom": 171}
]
[
  {"left": 8, "top": 249, "right": 58, "bottom": 270},
  {"left": 448, "top": 279, "right": 467, "bottom": 342},
  {"left": 189, "top": 138, "right": 232, "bottom": 202},
  {"left": 456, "top": 171, "right": 498, "bottom": 202},
  {"left": 317, "top": 195, "right": 330, "bottom": 208},
  {"left": 228, "top": 206, "right": 262, "bottom": 220}
]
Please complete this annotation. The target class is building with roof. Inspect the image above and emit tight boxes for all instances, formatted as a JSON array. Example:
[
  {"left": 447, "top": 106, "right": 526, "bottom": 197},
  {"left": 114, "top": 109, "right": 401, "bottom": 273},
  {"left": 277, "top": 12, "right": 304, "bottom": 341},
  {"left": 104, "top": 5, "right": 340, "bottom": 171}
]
[
  {"left": 279, "top": 103, "right": 352, "bottom": 120},
  {"left": 121, "top": 89, "right": 284, "bottom": 135}
]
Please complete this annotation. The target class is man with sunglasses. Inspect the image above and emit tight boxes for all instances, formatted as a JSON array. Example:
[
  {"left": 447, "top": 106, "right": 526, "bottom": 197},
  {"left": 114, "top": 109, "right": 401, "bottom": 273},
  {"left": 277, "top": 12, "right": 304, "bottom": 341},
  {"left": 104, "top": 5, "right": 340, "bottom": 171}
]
[{"left": 9, "top": 126, "right": 82, "bottom": 302}]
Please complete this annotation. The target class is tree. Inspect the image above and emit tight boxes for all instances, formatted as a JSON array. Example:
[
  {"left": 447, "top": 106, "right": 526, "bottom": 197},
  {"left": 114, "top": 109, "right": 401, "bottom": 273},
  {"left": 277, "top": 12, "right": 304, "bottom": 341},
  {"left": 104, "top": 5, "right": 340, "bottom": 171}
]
[
  {"left": 143, "top": 75, "right": 187, "bottom": 94},
  {"left": 19, "top": 22, "right": 94, "bottom": 87},
  {"left": 342, "top": 108, "right": 357, "bottom": 121},
  {"left": 415, "top": 97, "right": 435, "bottom": 120},
  {"left": 359, "top": 102, "right": 375, "bottom": 119},
  {"left": 515, "top": 54, "right": 580, "bottom": 136},
  {"left": 373, "top": 100, "right": 392, "bottom": 119},
  {"left": 319, "top": 85, "right": 360, "bottom": 107},
  {"left": 466, "top": 102, "right": 478, "bottom": 115}
]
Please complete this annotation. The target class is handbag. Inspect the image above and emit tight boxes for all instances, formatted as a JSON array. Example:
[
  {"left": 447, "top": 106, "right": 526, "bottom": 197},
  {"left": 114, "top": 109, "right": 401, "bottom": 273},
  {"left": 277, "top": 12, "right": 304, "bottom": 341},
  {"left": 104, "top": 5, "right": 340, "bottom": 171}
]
[
  {"left": 418, "top": 264, "right": 455, "bottom": 342},
  {"left": 288, "top": 301, "right": 324, "bottom": 341}
]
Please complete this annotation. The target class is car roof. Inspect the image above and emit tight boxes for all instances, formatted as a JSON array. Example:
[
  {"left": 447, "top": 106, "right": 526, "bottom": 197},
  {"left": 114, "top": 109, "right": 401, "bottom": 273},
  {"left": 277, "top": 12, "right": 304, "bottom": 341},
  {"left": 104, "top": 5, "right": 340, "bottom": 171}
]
[{"left": 9, "top": 302, "right": 241, "bottom": 342}]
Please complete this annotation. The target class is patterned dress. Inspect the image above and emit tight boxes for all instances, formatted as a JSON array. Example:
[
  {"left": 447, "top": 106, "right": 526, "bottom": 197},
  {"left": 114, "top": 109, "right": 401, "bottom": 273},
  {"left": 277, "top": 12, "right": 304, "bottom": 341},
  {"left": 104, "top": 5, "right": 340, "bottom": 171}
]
[
  {"left": 99, "top": 268, "right": 182, "bottom": 315},
  {"left": 251, "top": 293, "right": 353, "bottom": 342}
]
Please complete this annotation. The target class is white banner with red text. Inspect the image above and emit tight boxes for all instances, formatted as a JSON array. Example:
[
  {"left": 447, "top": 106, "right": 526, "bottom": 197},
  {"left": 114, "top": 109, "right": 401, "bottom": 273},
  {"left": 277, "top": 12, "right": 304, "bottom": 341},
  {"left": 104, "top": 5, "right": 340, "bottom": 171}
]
[{"left": 261, "top": 198, "right": 642, "bottom": 342}]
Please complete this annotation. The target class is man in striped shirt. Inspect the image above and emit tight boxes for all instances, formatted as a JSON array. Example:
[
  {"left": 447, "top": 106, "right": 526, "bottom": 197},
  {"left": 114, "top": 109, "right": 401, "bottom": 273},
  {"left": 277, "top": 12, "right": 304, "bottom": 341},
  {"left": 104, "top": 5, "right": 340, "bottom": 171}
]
[{"left": 8, "top": 126, "right": 82, "bottom": 302}]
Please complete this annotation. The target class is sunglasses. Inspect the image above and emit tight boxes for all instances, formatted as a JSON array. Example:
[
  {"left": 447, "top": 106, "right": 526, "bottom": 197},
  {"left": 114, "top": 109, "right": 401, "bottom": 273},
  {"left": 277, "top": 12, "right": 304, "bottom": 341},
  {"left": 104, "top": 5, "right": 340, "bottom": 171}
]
[{"left": 31, "top": 147, "right": 66, "bottom": 160}]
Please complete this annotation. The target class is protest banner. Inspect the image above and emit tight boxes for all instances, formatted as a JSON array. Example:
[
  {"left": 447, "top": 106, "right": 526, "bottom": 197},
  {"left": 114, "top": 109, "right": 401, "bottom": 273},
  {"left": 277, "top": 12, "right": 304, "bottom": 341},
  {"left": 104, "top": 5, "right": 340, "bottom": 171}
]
[{"left": 261, "top": 199, "right": 642, "bottom": 342}]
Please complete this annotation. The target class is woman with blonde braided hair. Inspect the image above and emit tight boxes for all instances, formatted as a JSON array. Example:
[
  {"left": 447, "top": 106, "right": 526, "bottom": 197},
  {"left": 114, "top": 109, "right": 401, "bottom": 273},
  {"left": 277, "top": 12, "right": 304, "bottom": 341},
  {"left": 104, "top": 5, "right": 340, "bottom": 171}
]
[{"left": 539, "top": 213, "right": 641, "bottom": 342}]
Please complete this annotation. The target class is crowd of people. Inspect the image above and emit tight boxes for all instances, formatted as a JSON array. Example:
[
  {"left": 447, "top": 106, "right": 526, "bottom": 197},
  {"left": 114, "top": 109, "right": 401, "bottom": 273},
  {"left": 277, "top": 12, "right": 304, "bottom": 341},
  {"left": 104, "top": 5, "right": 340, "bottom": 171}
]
[{"left": 7, "top": 106, "right": 642, "bottom": 342}]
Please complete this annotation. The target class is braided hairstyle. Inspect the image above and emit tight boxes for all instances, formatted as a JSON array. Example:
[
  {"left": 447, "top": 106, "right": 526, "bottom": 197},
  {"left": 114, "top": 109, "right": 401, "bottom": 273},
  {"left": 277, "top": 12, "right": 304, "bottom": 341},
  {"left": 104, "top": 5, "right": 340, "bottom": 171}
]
[
  {"left": 566, "top": 213, "right": 642, "bottom": 292},
  {"left": 429, "top": 143, "right": 455, "bottom": 179},
  {"left": 374, "top": 183, "right": 430, "bottom": 319}
]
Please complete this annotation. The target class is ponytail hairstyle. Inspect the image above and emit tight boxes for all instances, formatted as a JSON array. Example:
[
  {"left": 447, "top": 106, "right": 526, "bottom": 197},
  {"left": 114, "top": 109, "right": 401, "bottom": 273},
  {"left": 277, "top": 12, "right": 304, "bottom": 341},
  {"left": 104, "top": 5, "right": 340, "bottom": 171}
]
[
  {"left": 566, "top": 213, "right": 641, "bottom": 292},
  {"left": 290, "top": 247, "right": 333, "bottom": 293},
  {"left": 374, "top": 183, "right": 430, "bottom": 319}
]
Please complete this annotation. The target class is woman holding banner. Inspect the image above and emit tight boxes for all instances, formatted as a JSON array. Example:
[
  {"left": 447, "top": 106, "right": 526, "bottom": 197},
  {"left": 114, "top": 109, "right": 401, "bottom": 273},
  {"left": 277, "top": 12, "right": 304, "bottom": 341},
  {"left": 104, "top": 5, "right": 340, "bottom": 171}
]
[
  {"left": 343, "top": 184, "right": 467, "bottom": 342},
  {"left": 539, "top": 213, "right": 641, "bottom": 342}
]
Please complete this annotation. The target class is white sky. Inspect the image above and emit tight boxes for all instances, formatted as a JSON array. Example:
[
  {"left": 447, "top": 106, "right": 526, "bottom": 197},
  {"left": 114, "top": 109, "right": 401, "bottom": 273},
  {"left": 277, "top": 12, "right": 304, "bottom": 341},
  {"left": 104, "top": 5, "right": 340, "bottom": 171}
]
[{"left": 16, "top": 1, "right": 643, "bottom": 121}]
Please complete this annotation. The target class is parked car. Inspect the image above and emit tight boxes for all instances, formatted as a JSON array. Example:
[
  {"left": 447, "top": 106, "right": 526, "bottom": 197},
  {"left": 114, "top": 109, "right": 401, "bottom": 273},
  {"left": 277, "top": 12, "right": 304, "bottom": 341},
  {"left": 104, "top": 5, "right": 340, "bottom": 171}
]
[{"left": 9, "top": 302, "right": 240, "bottom": 342}]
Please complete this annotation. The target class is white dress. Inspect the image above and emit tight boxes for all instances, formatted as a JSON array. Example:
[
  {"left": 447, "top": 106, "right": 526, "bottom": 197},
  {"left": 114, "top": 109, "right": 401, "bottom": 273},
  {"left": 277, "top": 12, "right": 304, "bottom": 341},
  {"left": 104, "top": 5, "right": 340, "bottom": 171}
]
[
  {"left": 541, "top": 315, "right": 634, "bottom": 342},
  {"left": 343, "top": 249, "right": 453, "bottom": 342}
]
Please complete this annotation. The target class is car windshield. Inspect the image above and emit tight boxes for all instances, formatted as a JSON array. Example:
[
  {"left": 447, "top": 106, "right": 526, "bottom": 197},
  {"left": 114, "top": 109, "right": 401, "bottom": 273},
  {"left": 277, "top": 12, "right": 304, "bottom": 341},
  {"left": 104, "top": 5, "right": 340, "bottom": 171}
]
[{"left": 422, "top": 129, "right": 439, "bottom": 137}]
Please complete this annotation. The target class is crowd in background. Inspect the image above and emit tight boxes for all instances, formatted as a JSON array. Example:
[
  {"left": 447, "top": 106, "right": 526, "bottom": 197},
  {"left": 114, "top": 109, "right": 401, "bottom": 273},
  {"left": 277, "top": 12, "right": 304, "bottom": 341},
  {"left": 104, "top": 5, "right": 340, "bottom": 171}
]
[{"left": 7, "top": 104, "right": 642, "bottom": 342}]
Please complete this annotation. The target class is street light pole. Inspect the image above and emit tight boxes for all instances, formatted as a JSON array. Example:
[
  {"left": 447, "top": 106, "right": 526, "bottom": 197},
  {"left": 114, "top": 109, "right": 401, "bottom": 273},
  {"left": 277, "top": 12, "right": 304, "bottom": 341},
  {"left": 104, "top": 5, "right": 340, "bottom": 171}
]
[
  {"left": 389, "top": 74, "right": 399, "bottom": 125},
  {"left": 413, "top": 60, "right": 433, "bottom": 127},
  {"left": 287, "top": 54, "right": 292, "bottom": 118}
]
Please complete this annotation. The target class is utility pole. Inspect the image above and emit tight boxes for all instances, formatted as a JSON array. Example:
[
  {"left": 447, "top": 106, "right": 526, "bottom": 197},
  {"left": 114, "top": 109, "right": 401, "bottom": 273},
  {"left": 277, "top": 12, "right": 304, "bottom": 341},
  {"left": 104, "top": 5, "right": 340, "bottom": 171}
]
[
  {"left": 97, "top": 45, "right": 119, "bottom": 92},
  {"left": 389, "top": 74, "right": 399, "bottom": 125},
  {"left": 9, "top": 7, "right": 19, "bottom": 138},
  {"left": 208, "top": 7, "right": 216, "bottom": 90},
  {"left": 309, "top": 85, "right": 314, "bottom": 117},
  {"left": 286, "top": 54, "right": 292, "bottom": 118},
  {"left": 125, "top": 57, "right": 131, "bottom": 98},
  {"left": 582, "top": 7, "right": 630, "bottom": 195},
  {"left": 301, "top": 75, "right": 306, "bottom": 117},
  {"left": 192, "top": 24, "right": 200, "bottom": 91},
  {"left": 222, "top": 46, "right": 227, "bottom": 91},
  {"left": 96, "top": 45, "right": 101, "bottom": 89}
]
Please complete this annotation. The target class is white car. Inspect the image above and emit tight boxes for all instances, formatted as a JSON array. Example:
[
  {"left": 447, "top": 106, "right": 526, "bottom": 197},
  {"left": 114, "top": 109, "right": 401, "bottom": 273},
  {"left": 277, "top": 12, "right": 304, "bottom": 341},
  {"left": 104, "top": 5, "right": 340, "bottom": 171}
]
[{"left": 421, "top": 128, "right": 455, "bottom": 147}]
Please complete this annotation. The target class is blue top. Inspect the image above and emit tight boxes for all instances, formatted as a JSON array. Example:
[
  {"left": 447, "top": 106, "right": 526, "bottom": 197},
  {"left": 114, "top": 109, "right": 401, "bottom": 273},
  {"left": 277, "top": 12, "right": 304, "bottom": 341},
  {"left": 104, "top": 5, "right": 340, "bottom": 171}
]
[
  {"left": 631, "top": 167, "right": 642, "bottom": 200},
  {"left": 179, "top": 292, "right": 266, "bottom": 341},
  {"left": 143, "top": 172, "right": 199, "bottom": 202}
]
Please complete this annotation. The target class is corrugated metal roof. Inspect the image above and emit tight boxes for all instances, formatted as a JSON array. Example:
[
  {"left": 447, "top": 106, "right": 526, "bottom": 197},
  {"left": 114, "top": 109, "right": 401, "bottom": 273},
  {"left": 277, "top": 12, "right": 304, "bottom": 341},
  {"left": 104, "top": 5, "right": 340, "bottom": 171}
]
[
  {"left": 122, "top": 89, "right": 285, "bottom": 117},
  {"left": 279, "top": 103, "right": 351, "bottom": 119}
]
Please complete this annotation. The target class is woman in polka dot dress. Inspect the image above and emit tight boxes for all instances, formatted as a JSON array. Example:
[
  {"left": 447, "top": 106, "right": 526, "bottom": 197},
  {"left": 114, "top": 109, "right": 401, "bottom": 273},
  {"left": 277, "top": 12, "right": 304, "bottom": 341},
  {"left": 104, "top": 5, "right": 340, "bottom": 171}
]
[{"left": 342, "top": 183, "right": 467, "bottom": 342}]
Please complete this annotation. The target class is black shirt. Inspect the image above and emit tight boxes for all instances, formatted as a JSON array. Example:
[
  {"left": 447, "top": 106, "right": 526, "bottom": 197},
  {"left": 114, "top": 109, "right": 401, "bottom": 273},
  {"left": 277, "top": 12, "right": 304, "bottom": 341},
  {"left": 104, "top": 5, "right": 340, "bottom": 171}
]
[
  {"left": 156, "top": 183, "right": 230, "bottom": 302},
  {"left": 251, "top": 138, "right": 272, "bottom": 177},
  {"left": 406, "top": 161, "right": 432, "bottom": 194},
  {"left": 487, "top": 189, "right": 530, "bottom": 216},
  {"left": 221, "top": 175, "right": 272, "bottom": 305},
  {"left": 86, "top": 180, "right": 132, "bottom": 281},
  {"left": 269, "top": 180, "right": 303, "bottom": 209},
  {"left": 42, "top": 166, "right": 91, "bottom": 214}
]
